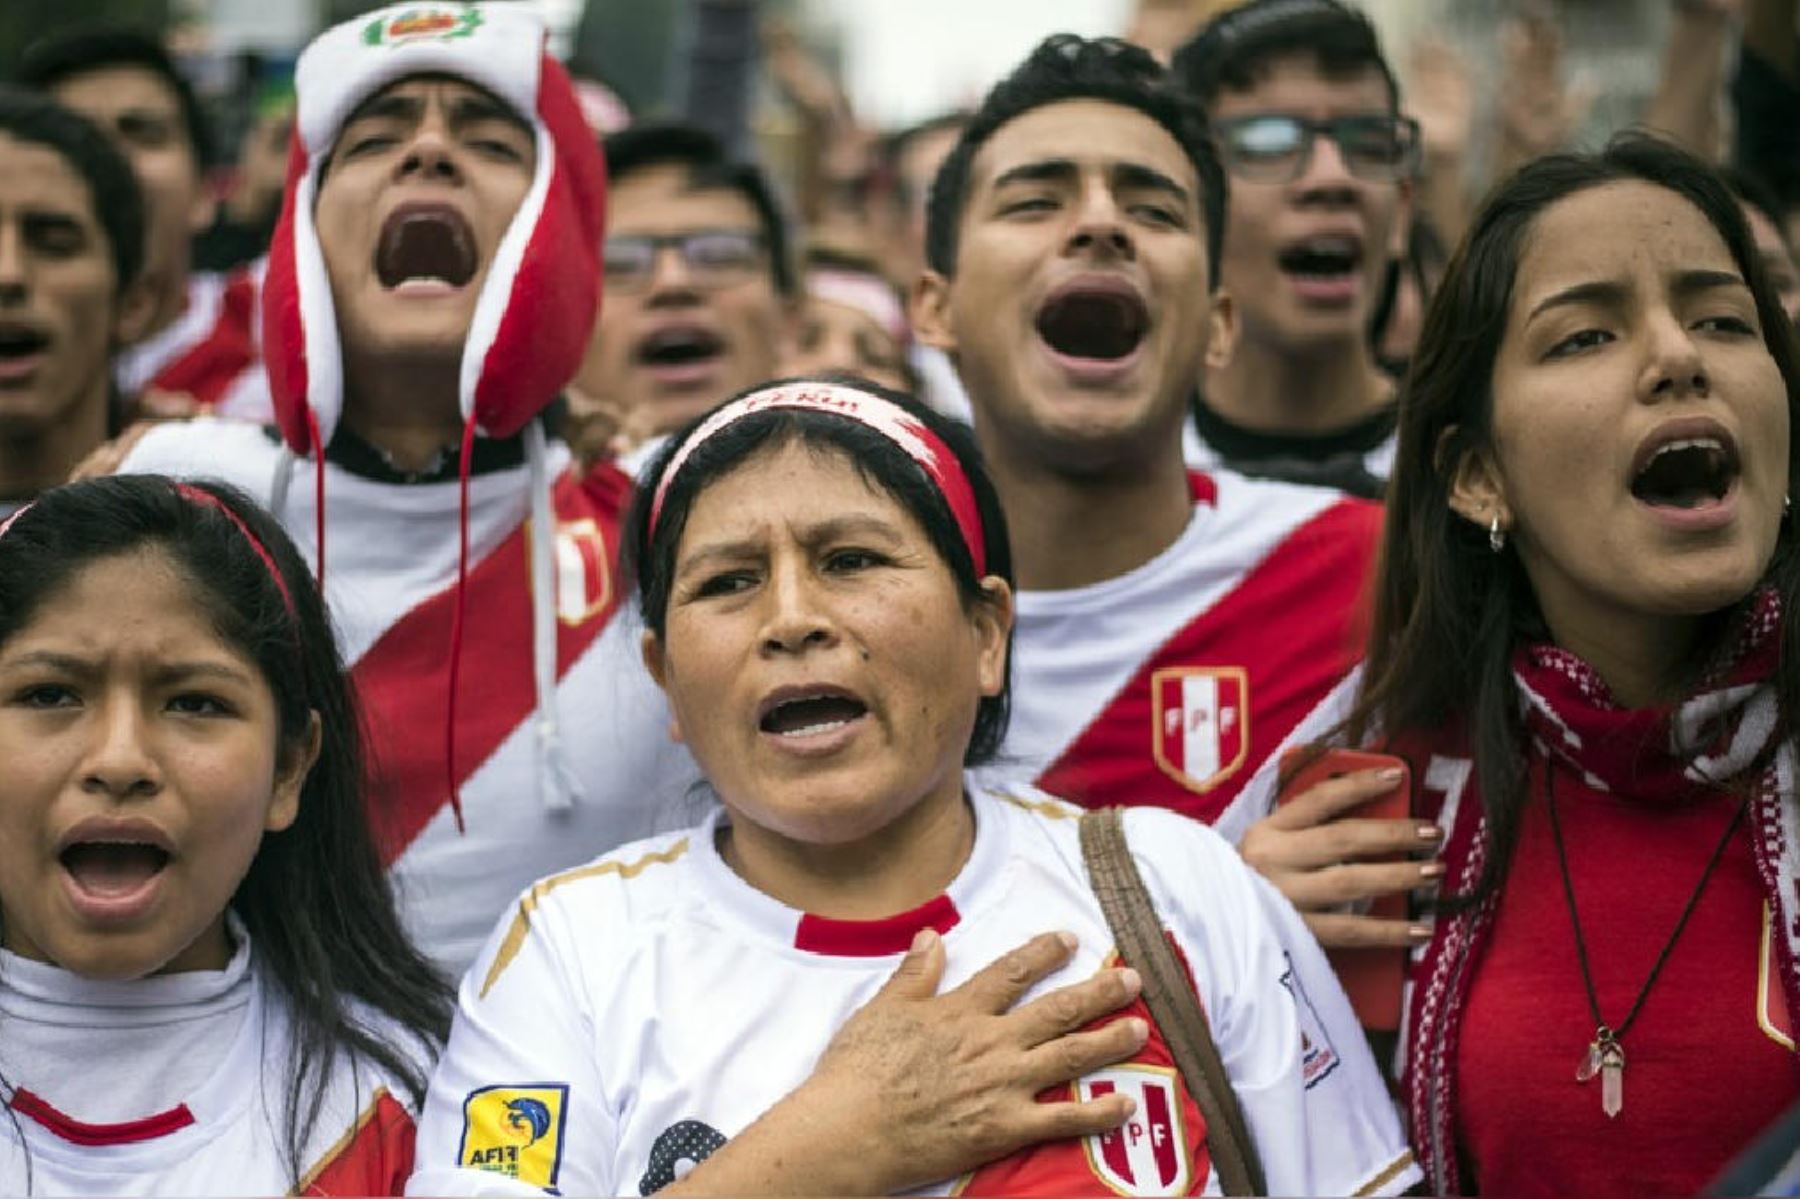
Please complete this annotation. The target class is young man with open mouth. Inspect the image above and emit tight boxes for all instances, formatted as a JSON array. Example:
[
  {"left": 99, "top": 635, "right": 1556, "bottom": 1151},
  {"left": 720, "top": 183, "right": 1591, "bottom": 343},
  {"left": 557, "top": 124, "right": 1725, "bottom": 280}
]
[
  {"left": 118, "top": 2, "right": 699, "bottom": 974},
  {"left": 913, "top": 35, "right": 1388, "bottom": 834},
  {"left": 1172, "top": 0, "right": 1415, "bottom": 499}
]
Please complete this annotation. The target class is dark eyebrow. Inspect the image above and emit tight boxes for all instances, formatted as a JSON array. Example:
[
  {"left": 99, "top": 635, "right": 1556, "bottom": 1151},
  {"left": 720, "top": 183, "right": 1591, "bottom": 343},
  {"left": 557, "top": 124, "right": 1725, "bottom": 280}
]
[
  {"left": 1114, "top": 162, "right": 1190, "bottom": 205},
  {"left": 342, "top": 92, "right": 423, "bottom": 128},
  {"left": 1527, "top": 268, "right": 1750, "bottom": 323},
  {"left": 449, "top": 93, "right": 529, "bottom": 134},
  {"left": 992, "top": 159, "right": 1079, "bottom": 191},
  {"left": 1, "top": 651, "right": 255, "bottom": 686},
  {"left": 674, "top": 515, "right": 907, "bottom": 580}
]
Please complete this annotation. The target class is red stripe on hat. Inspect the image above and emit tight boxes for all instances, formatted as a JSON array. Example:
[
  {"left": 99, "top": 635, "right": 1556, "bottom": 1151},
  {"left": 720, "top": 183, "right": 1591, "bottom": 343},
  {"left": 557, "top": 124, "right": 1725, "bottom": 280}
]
[
  {"left": 469, "top": 51, "right": 607, "bottom": 440},
  {"left": 265, "top": 137, "right": 316, "bottom": 456}
]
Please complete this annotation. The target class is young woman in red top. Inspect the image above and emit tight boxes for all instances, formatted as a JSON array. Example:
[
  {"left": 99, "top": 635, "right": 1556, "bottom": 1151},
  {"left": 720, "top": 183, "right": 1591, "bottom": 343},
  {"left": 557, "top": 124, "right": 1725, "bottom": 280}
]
[{"left": 1251, "top": 133, "right": 1800, "bottom": 1195}]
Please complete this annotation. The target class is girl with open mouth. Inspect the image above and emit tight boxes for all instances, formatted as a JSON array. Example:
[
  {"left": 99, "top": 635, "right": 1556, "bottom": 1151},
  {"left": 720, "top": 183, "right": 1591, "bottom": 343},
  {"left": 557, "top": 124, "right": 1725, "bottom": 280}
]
[{"left": 0, "top": 477, "right": 449, "bottom": 1193}]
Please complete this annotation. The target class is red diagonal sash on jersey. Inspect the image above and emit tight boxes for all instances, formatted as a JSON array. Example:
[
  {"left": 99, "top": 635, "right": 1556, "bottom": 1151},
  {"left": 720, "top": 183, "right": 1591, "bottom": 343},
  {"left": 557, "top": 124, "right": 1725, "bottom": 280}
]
[
  {"left": 355, "top": 464, "right": 632, "bottom": 863},
  {"left": 151, "top": 271, "right": 259, "bottom": 408},
  {"left": 297, "top": 1088, "right": 415, "bottom": 1196},
  {"left": 1036, "top": 495, "right": 1378, "bottom": 825},
  {"left": 959, "top": 941, "right": 1212, "bottom": 1197}
]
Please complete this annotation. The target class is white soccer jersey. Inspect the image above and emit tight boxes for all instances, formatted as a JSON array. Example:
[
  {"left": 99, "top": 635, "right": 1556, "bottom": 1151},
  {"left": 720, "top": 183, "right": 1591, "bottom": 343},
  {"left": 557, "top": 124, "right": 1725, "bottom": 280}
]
[
  {"left": 122, "top": 421, "right": 702, "bottom": 972},
  {"left": 409, "top": 783, "right": 1419, "bottom": 1198},
  {"left": 0, "top": 930, "right": 426, "bottom": 1195},
  {"left": 992, "top": 471, "right": 1379, "bottom": 828}
]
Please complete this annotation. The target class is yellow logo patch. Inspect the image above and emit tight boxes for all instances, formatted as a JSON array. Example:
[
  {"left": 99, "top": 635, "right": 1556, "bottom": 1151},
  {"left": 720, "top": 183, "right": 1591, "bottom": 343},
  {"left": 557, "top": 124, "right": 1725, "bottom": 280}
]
[{"left": 458, "top": 1084, "right": 568, "bottom": 1190}]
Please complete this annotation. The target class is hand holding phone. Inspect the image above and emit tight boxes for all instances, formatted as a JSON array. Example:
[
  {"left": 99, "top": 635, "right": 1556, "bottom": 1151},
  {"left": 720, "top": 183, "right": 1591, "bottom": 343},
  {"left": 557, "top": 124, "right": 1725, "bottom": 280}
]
[{"left": 1247, "top": 748, "right": 1440, "bottom": 1030}]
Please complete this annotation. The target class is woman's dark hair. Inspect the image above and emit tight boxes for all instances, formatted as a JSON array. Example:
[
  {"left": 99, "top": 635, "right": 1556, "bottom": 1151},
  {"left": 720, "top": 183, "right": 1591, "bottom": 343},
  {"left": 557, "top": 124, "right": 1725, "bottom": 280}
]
[
  {"left": 624, "top": 376, "right": 1015, "bottom": 765},
  {"left": 0, "top": 85, "right": 144, "bottom": 295},
  {"left": 1344, "top": 132, "right": 1800, "bottom": 904},
  {"left": 925, "top": 34, "right": 1226, "bottom": 289},
  {"left": 0, "top": 476, "right": 452, "bottom": 1184}
]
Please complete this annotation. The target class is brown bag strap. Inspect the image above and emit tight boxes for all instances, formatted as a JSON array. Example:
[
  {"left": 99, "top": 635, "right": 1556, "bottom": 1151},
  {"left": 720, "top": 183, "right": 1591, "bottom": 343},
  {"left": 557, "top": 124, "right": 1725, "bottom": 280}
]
[{"left": 1079, "top": 807, "right": 1267, "bottom": 1197}]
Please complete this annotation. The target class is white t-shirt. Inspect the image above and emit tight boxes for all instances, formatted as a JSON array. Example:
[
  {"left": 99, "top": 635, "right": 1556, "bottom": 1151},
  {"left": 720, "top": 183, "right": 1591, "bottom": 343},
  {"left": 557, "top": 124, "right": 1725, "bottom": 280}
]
[
  {"left": 992, "top": 470, "right": 1380, "bottom": 829},
  {"left": 0, "top": 927, "right": 428, "bottom": 1194},
  {"left": 121, "top": 421, "right": 703, "bottom": 972},
  {"left": 408, "top": 782, "right": 1419, "bottom": 1197}
]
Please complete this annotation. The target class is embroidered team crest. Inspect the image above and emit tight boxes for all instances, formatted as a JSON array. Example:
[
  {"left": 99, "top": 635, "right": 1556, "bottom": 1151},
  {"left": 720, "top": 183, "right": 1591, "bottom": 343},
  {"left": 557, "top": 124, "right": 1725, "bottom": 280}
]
[
  {"left": 458, "top": 1084, "right": 568, "bottom": 1189},
  {"left": 1279, "top": 953, "right": 1341, "bottom": 1089},
  {"left": 1151, "top": 667, "right": 1249, "bottom": 794},
  {"left": 554, "top": 518, "right": 612, "bottom": 626},
  {"left": 362, "top": 5, "right": 483, "bottom": 46},
  {"left": 1079, "top": 1065, "right": 1195, "bottom": 1195}
]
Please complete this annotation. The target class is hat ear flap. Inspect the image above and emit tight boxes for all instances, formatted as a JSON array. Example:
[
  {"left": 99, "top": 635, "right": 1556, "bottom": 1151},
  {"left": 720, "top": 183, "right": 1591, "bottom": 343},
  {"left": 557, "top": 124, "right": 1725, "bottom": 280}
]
[
  {"left": 264, "top": 136, "right": 344, "bottom": 455},
  {"left": 464, "top": 52, "right": 607, "bottom": 439}
]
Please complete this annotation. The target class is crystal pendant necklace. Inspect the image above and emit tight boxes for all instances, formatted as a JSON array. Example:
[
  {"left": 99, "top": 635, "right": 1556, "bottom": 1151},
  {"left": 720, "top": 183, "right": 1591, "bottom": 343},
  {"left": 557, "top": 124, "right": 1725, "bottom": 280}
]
[{"left": 1543, "top": 759, "right": 1748, "bottom": 1118}]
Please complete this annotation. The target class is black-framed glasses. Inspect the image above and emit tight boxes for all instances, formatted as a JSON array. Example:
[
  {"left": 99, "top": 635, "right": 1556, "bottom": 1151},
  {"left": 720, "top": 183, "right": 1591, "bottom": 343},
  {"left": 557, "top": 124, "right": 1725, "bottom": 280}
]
[
  {"left": 602, "top": 229, "right": 766, "bottom": 292},
  {"left": 1214, "top": 114, "right": 1421, "bottom": 184}
]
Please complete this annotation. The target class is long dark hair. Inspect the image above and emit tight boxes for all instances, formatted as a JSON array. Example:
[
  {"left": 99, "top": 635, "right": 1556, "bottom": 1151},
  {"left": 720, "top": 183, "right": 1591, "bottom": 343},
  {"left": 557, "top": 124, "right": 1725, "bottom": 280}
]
[
  {"left": 0, "top": 476, "right": 452, "bottom": 1183},
  {"left": 624, "top": 375, "right": 1016, "bottom": 766},
  {"left": 1347, "top": 133, "right": 1800, "bottom": 903}
]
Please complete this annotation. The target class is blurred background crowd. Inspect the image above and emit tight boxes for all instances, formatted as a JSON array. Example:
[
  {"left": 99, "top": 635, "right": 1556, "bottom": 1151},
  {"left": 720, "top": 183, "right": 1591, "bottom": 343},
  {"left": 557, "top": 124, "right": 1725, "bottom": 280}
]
[{"left": 0, "top": 0, "right": 1791, "bottom": 356}]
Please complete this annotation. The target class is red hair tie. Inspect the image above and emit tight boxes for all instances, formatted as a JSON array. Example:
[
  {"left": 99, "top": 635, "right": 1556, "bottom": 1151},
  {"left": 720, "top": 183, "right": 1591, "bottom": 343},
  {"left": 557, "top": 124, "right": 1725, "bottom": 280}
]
[
  {"left": 173, "top": 483, "right": 298, "bottom": 620},
  {"left": 648, "top": 383, "right": 988, "bottom": 577}
]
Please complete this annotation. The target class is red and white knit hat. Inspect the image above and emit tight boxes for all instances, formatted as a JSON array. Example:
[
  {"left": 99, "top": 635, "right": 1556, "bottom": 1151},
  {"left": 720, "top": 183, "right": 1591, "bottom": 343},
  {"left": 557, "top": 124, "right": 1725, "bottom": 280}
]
[{"left": 263, "top": 1, "right": 606, "bottom": 455}]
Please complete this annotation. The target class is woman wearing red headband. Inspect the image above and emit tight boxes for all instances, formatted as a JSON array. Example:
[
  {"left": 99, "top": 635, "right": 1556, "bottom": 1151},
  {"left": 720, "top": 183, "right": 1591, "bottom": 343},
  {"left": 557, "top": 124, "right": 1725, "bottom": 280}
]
[
  {"left": 0, "top": 477, "right": 449, "bottom": 1193},
  {"left": 410, "top": 378, "right": 1415, "bottom": 1197}
]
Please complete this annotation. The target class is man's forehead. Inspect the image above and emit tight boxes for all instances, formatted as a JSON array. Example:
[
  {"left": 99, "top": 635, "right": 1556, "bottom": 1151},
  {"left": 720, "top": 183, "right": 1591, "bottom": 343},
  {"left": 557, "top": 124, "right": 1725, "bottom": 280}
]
[
  {"left": 0, "top": 137, "right": 102, "bottom": 220},
  {"left": 971, "top": 99, "right": 1197, "bottom": 191},
  {"left": 50, "top": 64, "right": 181, "bottom": 114},
  {"left": 1210, "top": 54, "right": 1392, "bottom": 115}
]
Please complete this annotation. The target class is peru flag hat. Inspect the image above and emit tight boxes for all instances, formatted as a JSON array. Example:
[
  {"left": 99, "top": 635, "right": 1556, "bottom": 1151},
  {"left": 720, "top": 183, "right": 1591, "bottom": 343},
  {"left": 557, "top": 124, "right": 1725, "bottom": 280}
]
[{"left": 263, "top": 2, "right": 606, "bottom": 455}]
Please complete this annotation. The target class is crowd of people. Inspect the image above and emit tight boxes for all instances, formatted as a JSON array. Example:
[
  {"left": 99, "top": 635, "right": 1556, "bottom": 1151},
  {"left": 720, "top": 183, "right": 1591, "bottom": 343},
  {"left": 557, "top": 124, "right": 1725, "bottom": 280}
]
[{"left": 0, "top": 0, "right": 1796, "bottom": 1194}]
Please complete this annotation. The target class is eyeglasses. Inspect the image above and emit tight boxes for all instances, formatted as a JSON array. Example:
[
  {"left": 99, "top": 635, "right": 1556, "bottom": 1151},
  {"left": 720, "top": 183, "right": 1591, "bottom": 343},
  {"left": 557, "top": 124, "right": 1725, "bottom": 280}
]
[
  {"left": 603, "top": 229, "right": 767, "bottom": 292},
  {"left": 1213, "top": 114, "right": 1421, "bottom": 184}
]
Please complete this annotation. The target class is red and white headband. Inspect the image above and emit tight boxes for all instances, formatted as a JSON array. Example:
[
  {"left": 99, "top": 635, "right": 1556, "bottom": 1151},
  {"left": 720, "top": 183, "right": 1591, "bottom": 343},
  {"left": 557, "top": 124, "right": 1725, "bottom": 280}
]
[{"left": 648, "top": 383, "right": 988, "bottom": 577}]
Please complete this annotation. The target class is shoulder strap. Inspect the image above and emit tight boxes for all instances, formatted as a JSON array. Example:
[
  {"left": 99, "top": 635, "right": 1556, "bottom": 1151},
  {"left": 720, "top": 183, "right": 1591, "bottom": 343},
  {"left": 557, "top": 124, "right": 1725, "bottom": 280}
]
[{"left": 1078, "top": 807, "right": 1267, "bottom": 1197}]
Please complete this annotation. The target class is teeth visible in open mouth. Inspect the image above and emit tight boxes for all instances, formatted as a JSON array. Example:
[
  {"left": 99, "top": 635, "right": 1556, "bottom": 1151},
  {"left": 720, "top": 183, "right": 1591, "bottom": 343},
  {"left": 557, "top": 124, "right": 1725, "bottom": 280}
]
[
  {"left": 761, "top": 694, "right": 868, "bottom": 736},
  {"left": 1632, "top": 436, "right": 1737, "bottom": 509}
]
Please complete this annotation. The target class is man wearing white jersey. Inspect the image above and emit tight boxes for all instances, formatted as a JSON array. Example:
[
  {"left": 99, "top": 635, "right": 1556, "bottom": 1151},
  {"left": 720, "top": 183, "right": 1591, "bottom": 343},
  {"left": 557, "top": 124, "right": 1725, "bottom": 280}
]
[
  {"left": 913, "top": 35, "right": 1379, "bottom": 828},
  {"left": 120, "top": 2, "right": 699, "bottom": 972}
]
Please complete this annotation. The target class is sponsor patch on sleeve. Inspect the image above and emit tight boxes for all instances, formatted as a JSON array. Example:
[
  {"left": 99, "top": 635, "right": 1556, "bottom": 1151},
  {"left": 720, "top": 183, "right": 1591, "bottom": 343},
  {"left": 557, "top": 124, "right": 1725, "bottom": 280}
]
[
  {"left": 1279, "top": 953, "right": 1341, "bottom": 1090},
  {"left": 458, "top": 1084, "right": 569, "bottom": 1191}
]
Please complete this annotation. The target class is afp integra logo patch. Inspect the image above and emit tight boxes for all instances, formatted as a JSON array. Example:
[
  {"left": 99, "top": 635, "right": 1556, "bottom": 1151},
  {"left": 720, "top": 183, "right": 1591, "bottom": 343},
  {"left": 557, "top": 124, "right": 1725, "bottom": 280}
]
[
  {"left": 459, "top": 1084, "right": 569, "bottom": 1190},
  {"left": 362, "top": 6, "right": 484, "bottom": 47}
]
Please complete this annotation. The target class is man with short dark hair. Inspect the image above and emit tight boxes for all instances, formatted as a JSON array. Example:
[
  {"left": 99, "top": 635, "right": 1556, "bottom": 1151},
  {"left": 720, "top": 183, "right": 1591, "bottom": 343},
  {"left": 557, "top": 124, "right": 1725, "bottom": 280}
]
[
  {"left": 1172, "top": 0, "right": 1414, "bottom": 497},
  {"left": 0, "top": 86, "right": 152, "bottom": 512},
  {"left": 18, "top": 28, "right": 265, "bottom": 418},
  {"left": 571, "top": 121, "right": 796, "bottom": 461},
  {"left": 912, "top": 37, "right": 1416, "bottom": 1195}
]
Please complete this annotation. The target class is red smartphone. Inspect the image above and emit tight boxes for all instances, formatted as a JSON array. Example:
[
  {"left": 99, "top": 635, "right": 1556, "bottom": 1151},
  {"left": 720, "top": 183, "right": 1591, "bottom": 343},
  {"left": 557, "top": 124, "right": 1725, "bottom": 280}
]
[{"left": 1277, "top": 747, "right": 1411, "bottom": 1031}]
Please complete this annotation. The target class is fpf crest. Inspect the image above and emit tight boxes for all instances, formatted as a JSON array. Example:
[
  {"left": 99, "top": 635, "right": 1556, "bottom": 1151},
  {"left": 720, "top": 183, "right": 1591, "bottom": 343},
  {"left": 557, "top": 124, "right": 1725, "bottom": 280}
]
[
  {"left": 1150, "top": 667, "right": 1249, "bottom": 794},
  {"left": 1078, "top": 1064, "right": 1197, "bottom": 1196}
]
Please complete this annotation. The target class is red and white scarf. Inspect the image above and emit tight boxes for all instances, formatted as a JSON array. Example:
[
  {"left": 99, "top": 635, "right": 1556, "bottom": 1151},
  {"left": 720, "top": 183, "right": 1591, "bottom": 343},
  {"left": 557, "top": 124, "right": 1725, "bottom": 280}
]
[{"left": 1399, "top": 588, "right": 1800, "bottom": 1192}]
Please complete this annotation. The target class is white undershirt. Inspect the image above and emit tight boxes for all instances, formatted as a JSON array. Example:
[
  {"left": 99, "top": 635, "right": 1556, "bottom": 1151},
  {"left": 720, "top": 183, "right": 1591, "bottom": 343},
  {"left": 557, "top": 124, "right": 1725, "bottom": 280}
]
[{"left": 0, "top": 921, "right": 251, "bottom": 1122}]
